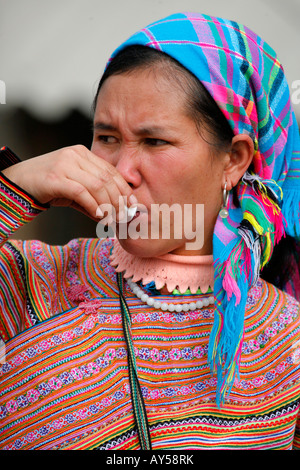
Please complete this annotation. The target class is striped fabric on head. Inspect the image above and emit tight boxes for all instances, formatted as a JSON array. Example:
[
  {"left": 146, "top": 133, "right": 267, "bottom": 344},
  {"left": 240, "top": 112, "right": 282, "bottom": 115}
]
[{"left": 108, "top": 12, "right": 300, "bottom": 406}]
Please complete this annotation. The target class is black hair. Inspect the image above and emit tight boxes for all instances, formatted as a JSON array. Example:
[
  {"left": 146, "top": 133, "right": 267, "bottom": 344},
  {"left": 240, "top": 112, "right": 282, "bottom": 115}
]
[{"left": 93, "top": 45, "right": 299, "bottom": 293}]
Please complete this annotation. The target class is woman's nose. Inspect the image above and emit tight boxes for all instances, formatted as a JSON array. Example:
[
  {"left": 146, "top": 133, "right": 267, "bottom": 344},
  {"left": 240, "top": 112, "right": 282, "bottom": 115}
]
[{"left": 115, "top": 146, "right": 142, "bottom": 188}]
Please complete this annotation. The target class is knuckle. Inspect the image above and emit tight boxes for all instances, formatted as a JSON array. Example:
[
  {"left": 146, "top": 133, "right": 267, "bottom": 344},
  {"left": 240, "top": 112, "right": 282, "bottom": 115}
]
[
  {"left": 61, "top": 144, "right": 85, "bottom": 160},
  {"left": 72, "top": 182, "right": 86, "bottom": 196},
  {"left": 72, "top": 144, "right": 86, "bottom": 154},
  {"left": 100, "top": 170, "right": 112, "bottom": 183},
  {"left": 90, "top": 178, "right": 104, "bottom": 193}
]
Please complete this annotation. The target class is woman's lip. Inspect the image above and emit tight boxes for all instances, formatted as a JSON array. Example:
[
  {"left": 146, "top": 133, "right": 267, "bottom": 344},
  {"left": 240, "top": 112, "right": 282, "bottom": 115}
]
[{"left": 125, "top": 205, "right": 138, "bottom": 220}]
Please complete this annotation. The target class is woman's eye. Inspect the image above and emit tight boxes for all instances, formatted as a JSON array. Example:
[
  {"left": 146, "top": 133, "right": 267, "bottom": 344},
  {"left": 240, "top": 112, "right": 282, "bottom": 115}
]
[
  {"left": 145, "top": 138, "right": 168, "bottom": 146},
  {"left": 98, "top": 135, "right": 118, "bottom": 144}
]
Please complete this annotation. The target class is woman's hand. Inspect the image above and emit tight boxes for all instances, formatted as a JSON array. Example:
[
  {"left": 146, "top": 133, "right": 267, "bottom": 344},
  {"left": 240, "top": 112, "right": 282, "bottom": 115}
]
[{"left": 2, "top": 145, "right": 134, "bottom": 220}]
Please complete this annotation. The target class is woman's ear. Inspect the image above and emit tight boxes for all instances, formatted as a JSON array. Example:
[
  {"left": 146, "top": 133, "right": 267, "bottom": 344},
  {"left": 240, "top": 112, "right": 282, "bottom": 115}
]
[{"left": 223, "top": 134, "right": 254, "bottom": 190}]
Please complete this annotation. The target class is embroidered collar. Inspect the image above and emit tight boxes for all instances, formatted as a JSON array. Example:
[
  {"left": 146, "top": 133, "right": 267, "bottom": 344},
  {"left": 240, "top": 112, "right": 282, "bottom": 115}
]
[{"left": 110, "top": 239, "right": 214, "bottom": 294}]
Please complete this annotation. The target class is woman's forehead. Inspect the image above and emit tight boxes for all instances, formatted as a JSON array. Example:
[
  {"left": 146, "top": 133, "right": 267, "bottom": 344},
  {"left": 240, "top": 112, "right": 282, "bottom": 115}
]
[{"left": 94, "top": 71, "right": 190, "bottom": 126}]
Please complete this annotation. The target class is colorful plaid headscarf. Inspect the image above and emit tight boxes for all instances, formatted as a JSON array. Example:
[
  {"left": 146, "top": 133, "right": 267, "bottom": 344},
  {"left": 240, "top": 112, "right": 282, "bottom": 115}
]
[{"left": 108, "top": 12, "right": 300, "bottom": 405}]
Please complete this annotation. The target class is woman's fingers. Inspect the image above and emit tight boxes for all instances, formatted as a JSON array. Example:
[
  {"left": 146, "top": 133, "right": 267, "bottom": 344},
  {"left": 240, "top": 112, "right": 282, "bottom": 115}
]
[
  {"left": 74, "top": 150, "right": 133, "bottom": 219},
  {"left": 79, "top": 149, "right": 133, "bottom": 200},
  {"left": 48, "top": 176, "right": 100, "bottom": 218},
  {"left": 2, "top": 145, "right": 135, "bottom": 221},
  {"left": 57, "top": 161, "right": 128, "bottom": 220},
  {"left": 46, "top": 145, "right": 135, "bottom": 221}
]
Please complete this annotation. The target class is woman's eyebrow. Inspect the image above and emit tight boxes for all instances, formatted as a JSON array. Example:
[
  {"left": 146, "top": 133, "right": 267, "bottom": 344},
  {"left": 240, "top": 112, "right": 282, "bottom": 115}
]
[
  {"left": 93, "top": 122, "right": 117, "bottom": 132},
  {"left": 135, "top": 126, "right": 169, "bottom": 136},
  {"left": 93, "top": 121, "right": 172, "bottom": 137}
]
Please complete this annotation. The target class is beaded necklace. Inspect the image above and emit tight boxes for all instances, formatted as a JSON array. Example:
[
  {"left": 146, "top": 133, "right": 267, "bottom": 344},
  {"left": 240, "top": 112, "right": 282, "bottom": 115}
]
[
  {"left": 127, "top": 277, "right": 214, "bottom": 312},
  {"left": 110, "top": 239, "right": 214, "bottom": 312}
]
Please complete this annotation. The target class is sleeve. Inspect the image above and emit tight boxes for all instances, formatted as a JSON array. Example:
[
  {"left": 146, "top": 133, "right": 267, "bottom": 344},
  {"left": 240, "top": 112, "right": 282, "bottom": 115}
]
[
  {"left": 0, "top": 146, "right": 21, "bottom": 170},
  {"left": 0, "top": 146, "right": 49, "bottom": 247},
  {"left": 0, "top": 147, "right": 49, "bottom": 341}
]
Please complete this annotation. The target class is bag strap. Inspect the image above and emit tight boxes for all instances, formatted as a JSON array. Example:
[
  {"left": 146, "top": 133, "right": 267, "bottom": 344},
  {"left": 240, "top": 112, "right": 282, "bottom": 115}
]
[{"left": 117, "top": 272, "right": 152, "bottom": 450}]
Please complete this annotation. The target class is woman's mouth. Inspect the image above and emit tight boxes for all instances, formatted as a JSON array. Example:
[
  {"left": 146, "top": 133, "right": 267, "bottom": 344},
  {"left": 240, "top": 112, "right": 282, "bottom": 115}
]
[
  {"left": 131, "top": 210, "right": 141, "bottom": 221},
  {"left": 118, "top": 204, "right": 147, "bottom": 224}
]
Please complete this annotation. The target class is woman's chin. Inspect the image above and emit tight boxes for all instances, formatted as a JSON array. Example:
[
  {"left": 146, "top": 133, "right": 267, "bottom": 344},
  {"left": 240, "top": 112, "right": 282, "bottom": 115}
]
[{"left": 116, "top": 237, "right": 182, "bottom": 258}]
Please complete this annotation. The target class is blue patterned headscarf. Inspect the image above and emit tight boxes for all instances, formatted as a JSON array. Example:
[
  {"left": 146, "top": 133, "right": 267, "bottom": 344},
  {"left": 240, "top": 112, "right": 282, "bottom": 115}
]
[{"left": 107, "top": 12, "right": 300, "bottom": 405}]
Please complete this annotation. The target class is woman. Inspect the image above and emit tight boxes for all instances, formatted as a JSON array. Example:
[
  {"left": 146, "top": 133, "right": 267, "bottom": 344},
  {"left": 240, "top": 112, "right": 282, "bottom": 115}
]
[{"left": 0, "top": 12, "right": 300, "bottom": 450}]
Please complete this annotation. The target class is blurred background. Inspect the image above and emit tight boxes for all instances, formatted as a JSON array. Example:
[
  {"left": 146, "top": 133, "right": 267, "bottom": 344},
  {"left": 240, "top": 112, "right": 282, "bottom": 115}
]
[{"left": 1, "top": 0, "right": 299, "bottom": 245}]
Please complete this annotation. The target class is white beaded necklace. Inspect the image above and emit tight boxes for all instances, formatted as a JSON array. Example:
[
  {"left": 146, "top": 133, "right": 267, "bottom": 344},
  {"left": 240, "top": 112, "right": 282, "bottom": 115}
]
[{"left": 127, "top": 277, "right": 214, "bottom": 312}]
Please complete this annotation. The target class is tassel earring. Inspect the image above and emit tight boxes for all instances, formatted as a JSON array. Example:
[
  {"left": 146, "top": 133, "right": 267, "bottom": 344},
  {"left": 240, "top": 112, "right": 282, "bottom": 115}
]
[{"left": 219, "top": 182, "right": 229, "bottom": 219}]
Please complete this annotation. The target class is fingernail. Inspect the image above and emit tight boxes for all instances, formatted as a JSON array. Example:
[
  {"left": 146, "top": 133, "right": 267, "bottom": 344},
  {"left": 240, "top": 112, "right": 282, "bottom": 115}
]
[
  {"left": 96, "top": 207, "right": 103, "bottom": 218},
  {"left": 129, "top": 194, "right": 138, "bottom": 205},
  {"left": 127, "top": 205, "right": 137, "bottom": 220}
]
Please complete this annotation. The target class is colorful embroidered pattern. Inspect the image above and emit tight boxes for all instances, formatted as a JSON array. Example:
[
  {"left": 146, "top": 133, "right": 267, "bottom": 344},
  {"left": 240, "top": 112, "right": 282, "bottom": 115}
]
[
  {"left": 0, "top": 144, "right": 300, "bottom": 449},
  {"left": 0, "top": 277, "right": 300, "bottom": 449}
]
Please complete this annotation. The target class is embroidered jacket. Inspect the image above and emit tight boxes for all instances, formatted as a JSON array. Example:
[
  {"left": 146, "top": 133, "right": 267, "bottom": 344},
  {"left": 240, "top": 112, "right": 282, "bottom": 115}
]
[{"left": 0, "top": 147, "right": 300, "bottom": 450}]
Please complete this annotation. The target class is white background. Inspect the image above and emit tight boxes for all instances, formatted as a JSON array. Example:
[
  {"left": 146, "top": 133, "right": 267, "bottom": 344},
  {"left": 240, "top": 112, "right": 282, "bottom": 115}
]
[{"left": 1, "top": 0, "right": 300, "bottom": 120}]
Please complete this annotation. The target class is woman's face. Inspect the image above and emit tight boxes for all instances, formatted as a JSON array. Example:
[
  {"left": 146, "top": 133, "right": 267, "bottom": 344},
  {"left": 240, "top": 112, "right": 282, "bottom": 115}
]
[{"left": 91, "top": 68, "right": 229, "bottom": 257}]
